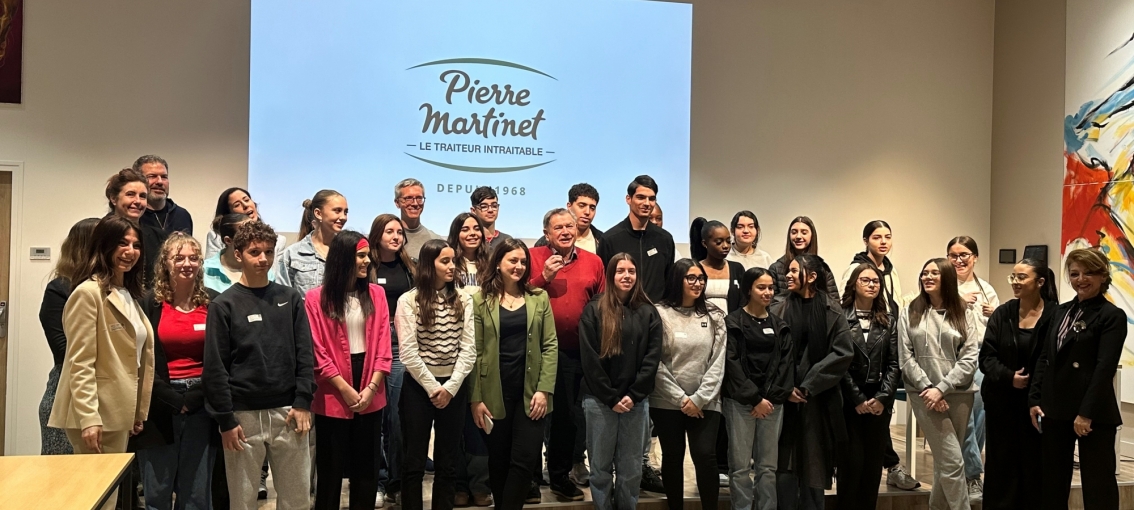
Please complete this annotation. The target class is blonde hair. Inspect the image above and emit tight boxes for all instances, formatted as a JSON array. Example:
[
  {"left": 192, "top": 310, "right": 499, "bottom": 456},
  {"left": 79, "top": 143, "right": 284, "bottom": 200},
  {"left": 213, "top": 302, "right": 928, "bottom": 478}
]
[
  {"left": 152, "top": 232, "right": 210, "bottom": 307},
  {"left": 1065, "top": 248, "right": 1112, "bottom": 294}
]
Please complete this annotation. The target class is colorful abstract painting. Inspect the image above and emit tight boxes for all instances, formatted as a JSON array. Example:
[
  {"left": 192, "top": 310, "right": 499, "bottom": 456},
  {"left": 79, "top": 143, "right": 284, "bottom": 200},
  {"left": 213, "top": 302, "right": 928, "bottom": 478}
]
[{"left": 1063, "top": 3, "right": 1134, "bottom": 361}]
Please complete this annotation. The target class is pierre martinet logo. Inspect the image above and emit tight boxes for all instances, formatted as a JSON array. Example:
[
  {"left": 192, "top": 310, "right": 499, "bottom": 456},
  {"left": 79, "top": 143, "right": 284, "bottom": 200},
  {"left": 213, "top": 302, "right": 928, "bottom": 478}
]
[{"left": 404, "top": 58, "right": 556, "bottom": 173}]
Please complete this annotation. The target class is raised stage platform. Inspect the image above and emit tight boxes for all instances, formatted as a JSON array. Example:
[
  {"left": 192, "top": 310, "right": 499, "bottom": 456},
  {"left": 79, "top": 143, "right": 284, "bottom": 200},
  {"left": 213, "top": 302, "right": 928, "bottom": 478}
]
[{"left": 258, "top": 424, "right": 1134, "bottom": 510}]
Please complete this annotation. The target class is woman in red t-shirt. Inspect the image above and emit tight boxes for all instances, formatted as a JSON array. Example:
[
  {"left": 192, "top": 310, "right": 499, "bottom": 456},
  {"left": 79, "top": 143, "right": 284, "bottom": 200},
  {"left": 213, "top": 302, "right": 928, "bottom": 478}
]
[{"left": 135, "top": 232, "right": 219, "bottom": 510}]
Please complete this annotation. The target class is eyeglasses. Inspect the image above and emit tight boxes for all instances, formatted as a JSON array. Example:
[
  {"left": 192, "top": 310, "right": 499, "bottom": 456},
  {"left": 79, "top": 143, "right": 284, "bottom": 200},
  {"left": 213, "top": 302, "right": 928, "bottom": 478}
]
[
  {"left": 399, "top": 196, "right": 426, "bottom": 204},
  {"left": 684, "top": 275, "right": 708, "bottom": 284},
  {"left": 857, "top": 277, "right": 881, "bottom": 287},
  {"left": 920, "top": 270, "right": 942, "bottom": 279},
  {"left": 171, "top": 255, "right": 201, "bottom": 264},
  {"left": 947, "top": 252, "right": 973, "bottom": 262},
  {"left": 476, "top": 203, "right": 500, "bottom": 211},
  {"left": 1007, "top": 274, "right": 1032, "bottom": 284}
]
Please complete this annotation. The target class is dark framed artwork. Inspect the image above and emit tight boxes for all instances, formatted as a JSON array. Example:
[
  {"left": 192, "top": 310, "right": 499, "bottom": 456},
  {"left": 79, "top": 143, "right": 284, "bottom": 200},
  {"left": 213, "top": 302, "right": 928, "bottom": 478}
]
[
  {"left": 999, "top": 249, "right": 1017, "bottom": 264},
  {"left": 0, "top": 0, "right": 21, "bottom": 104},
  {"left": 1023, "top": 245, "right": 1048, "bottom": 264}
]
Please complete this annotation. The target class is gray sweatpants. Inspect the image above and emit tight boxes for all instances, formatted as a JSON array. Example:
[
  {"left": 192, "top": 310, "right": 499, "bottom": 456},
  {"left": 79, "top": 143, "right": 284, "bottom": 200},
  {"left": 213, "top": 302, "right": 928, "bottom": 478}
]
[
  {"left": 908, "top": 391, "right": 974, "bottom": 510},
  {"left": 224, "top": 407, "right": 312, "bottom": 510}
]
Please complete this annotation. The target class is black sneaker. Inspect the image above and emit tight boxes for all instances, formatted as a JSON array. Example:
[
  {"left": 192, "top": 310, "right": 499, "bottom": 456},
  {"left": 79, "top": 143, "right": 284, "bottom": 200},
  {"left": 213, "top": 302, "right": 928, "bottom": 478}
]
[
  {"left": 550, "top": 478, "right": 584, "bottom": 501},
  {"left": 526, "top": 481, "right": 542, "bottom": 504},
  {"left": 534, "top": 472, "right": 550, "bottom": 487},
  {"left": 641, "top": 464, "right": 665, "bottom": 493}
]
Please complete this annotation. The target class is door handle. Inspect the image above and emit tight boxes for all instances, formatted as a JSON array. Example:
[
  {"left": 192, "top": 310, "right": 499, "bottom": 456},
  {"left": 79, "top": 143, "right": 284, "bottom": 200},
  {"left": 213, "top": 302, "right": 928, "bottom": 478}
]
[{"left": 0, "top": 301, "right": 7, "bottom": 338}]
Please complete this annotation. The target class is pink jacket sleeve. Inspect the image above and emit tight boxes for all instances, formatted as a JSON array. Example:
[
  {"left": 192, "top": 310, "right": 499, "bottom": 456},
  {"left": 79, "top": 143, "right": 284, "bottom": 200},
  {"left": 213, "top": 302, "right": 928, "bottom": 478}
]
[
  {"left": 305, "top": 288, "right": 342, "bottom": 383},
  {"left": 370, "top": 285, "right": 393, "bottom": 376}
]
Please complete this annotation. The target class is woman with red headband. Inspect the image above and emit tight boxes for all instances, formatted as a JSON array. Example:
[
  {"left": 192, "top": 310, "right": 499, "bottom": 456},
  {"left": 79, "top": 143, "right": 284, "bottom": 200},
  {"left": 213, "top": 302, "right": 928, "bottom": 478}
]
[{"left": 305, "top": 230, "right": 393, "bottom": 510}]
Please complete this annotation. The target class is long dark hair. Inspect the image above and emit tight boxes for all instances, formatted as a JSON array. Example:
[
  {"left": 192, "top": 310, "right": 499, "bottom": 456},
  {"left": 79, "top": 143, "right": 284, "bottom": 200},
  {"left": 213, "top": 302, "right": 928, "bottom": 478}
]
[
  {"left": 598, "top": 253, "right": 652, "bottom": 358},
  {"left": 947, "top": 235, "right": 989, "bottom": 300},
  {"left": 77, "top": 215, "right": 145, "bottom": 298},
  {"left": 841, "top": 263, "right": 890, "bottom": 327},
  {"left": 790, "top": 254, "right": 827, "bottom": 301},
  {"left": 909, "top": 258, "right": 968, "bottom": 339},
  {"left": 689, "top": 217, "right": 729, "bottom": 262},
  {"left": 214, "top": 187, "right": 251, "bottom": 218},
  {"left": 368, "top": 213, "right": 415, "bottom": 279},
  {"left": 413, "top": 239, "right": 462, "bottom": 327},
  {"left": 660, "top": 258, "right": 708, "bottom": 315},
  {"left": 320, "top": 230, "right": 375, "bottom": 322},
  {"left": 299, "top": 189, "right": 345, "bottom": 239},
  {"left": 447, "top": 212, "right": 488, "bottom": 285},
  {"left": 862, "top": 220, "right": 891, "bottom": 240},
  {"left": 782, "top": 216, "right": 820, "bottom": 260},
  {"left": 1018, "top": 258, "right": 1058, "bottom": 303},
  {"left": 479, "top": 238, "right": 535, "bottom": 302}
]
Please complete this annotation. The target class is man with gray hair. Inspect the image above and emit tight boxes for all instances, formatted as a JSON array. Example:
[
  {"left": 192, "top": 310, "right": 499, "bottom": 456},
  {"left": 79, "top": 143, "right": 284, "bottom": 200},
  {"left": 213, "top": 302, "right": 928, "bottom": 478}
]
[
  {"left": 135, "top": 154, "right": 194, "bottom": 234},
  {"left": 528, "top": 208, "right": 606, "bottom": 500},
  {"left": 393, "top": 178, "right": 440, "bottom": 259}
]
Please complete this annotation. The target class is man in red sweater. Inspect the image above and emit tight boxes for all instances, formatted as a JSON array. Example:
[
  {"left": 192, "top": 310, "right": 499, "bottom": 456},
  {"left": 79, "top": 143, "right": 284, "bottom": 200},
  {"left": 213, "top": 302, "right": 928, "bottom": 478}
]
[{"left": 529, "top": 208, "right": 605, "bottom": 501}]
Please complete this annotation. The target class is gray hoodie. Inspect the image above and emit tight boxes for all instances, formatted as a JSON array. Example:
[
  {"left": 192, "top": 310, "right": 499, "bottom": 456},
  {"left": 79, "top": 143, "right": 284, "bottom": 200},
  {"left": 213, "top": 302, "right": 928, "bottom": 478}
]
[
  {"left": 898, "top": 305, "right": 980, "bottom": 395},
  {"left": 651, "top": 303, "right": 728, "bottom": 412}
]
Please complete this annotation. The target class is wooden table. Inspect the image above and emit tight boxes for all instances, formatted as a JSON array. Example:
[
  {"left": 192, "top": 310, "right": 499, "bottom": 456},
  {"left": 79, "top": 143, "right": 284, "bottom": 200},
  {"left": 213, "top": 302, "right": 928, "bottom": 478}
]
[{"left": 0, "top": 453, "right": 133, "bottom": 509}]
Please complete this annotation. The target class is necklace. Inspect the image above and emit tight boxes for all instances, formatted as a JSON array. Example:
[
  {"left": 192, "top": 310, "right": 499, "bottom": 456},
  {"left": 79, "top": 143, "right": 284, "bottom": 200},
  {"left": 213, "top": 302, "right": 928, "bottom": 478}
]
[{"left": 154, "top": 209, "right": 169, "bottom": 231}]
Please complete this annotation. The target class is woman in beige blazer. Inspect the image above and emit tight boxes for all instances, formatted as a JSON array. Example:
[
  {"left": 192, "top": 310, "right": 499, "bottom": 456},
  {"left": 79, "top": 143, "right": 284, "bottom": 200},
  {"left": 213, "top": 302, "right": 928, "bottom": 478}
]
[{"left": 50, "top": 214, "right": 155, "bottom": 454}]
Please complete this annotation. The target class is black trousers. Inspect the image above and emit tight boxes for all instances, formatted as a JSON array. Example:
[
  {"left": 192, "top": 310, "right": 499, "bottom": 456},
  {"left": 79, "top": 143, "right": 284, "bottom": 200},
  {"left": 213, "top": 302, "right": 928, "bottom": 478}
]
[
  {"left": 650, "top": 407, "right": 720, "bottom": 510},
  {"left": 982, "top": 401, "right": 1041, "bottom": 509},
  {"left": 400, "top": 375, "right": 468, "bottom": 510},
  {"left": 835, "top": 405, "right": 889, "bottom": 510},
  {"left": 882, "top": 430, "right": 900, "bottom": 468},
  {"left": 547, "top": 351, "right": 587, "bottom": 482},
  {"left": 1041, "top": 417, "right": 1118, "bottom": 510},
  {"left": 485, "top": 398, "right": 546, "bottom": 510},
  {"left": 314, "top": 354, "right": 382, "bottom": 510}
]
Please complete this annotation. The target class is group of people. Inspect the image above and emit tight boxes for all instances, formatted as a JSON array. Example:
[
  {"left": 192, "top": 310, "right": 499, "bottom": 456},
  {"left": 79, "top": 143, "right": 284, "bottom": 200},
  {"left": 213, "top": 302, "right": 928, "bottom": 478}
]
[{"left": 35, "top": 158, "right": 1127, "bottom": 510}]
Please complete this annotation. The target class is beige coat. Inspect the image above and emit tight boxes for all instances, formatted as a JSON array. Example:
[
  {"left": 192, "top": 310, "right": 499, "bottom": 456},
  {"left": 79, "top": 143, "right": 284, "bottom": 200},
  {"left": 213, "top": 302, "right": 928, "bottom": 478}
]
[{"left": 49, "top": 279, "right": 155, "bottom": 432}]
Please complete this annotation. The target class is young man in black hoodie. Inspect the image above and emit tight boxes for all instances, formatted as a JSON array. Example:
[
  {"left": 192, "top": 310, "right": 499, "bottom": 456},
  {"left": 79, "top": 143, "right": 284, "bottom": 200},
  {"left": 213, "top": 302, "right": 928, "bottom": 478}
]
[
  {"left": 597, "top": 175, "right": 674, "bottom": 302},
  {"left": 204, "top": 221, "right": 316, "bottom": 510}
]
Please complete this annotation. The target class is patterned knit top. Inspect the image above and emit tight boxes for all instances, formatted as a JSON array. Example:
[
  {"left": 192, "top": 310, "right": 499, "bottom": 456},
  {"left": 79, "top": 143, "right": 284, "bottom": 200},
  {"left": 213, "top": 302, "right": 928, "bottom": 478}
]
[
  {"left": 417, "top": 296, "right": 465, "bottom": 369},
  {"left": 394, "top": 288, "right": 477, "bottom": 397}
]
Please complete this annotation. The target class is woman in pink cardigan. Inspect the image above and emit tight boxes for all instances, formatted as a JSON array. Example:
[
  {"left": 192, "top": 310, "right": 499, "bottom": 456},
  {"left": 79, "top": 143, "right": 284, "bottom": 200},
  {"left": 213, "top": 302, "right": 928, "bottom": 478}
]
[{"left": 305, "top": 230, "right": 393, "bottom": 510}]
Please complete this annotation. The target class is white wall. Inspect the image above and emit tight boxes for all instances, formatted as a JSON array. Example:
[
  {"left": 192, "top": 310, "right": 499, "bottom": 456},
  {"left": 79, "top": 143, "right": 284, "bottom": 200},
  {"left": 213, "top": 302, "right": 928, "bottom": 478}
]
[
  {"left": 987, "top": 0, "right": 1065, "bottom": 301},
  {"left": 688, "top": 0, "right": 995, "bottom": 296},
  {"left": 0, "top": 0, "right": 997, "bottom": 454},
  {"left": 0, "top": 0, "right": 250, "bottom": 454}
]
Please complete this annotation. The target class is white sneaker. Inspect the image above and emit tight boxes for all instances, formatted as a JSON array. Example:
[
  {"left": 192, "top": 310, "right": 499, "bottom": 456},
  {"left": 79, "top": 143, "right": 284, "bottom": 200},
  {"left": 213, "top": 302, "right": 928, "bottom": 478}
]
[
  {"left": 376, "top": 490, "right": 386, "bottom": 508},
  {"left": 719, "top": 473, "right": 728, "bottom": 487}
]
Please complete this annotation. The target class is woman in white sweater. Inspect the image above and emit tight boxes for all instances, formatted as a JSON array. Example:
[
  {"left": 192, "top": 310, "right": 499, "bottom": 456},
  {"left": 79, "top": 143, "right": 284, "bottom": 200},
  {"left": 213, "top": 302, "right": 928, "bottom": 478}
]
[
  {"left": 651, "top": 258, "right": 727, "bottom": 510},
  {"left": 899, "top": 258, "right": 980, "bottom": 510},
  {"left": 394, "top": 239, "right": 476, "bottom": 510}
]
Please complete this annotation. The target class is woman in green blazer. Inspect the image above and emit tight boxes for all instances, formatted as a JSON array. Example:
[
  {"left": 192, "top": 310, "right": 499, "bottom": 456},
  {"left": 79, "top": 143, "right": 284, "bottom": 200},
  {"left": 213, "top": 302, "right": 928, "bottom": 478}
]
[{"left": 470, "top": 238, "right": 558, "bottom": 510}]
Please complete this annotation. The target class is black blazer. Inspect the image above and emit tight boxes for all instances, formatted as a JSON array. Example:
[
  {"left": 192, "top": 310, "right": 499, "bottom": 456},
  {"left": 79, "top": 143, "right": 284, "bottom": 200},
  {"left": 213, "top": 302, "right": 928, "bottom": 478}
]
[
  {"left": 839, "top": 307, "right": 900, "bottom": 409},
  {"left": 129, "top": 289, "right": 220, "bottom": 451},
  {"left": 1028, "top": 294, "right": 1127, "bottom": 425},
  {"left": 979, "top": 298, "right": 1057, "bottom": 406}
]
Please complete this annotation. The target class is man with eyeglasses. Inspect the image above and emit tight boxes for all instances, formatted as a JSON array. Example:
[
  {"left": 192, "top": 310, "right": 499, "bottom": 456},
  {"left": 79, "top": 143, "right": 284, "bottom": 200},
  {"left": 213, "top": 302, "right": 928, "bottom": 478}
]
[
  {"left": 529, "top": 208, "right": 606, "bottom": 499},
  {"left": 394, "top": 178, "right": 441, "bottom": 259},
  {"left": 469, "top": 186, "right": 513, "bottom": 250},
  {"left": 135, "top": 155, "right": 194, "bottom": 235}
]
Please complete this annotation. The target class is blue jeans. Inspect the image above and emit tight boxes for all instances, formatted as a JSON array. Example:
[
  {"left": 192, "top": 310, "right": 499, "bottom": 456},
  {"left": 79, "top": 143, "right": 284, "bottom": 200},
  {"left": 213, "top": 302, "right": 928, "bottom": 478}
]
[
  {"left": 723, "top": 399, "right": 782, "bottom": 510},
  {"left": 136, "top": 379, "right": 216, "bottom": 510},
  {"left": 962, "top": 368, "right": 986, "bottom": 479},
  {"left": 378, "top": 330, "right": 406, "bottom": 493},
  {"left": 584, "top": 396, "right": 649, "bottom": 510}
]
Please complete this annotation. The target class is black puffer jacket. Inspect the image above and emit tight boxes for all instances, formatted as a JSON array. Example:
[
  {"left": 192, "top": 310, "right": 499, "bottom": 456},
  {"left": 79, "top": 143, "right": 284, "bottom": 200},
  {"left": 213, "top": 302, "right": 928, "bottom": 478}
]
[{"left": 839, "top": 306, "right": 900, "bottom": 409}]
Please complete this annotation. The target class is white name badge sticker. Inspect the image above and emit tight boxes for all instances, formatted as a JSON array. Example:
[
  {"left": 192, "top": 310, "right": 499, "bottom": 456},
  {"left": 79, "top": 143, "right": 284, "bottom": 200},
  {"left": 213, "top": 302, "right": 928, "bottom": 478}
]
[
  {"left": 248, "top": 314, "right": 263, "bottom": 323},
  {"left": 377, "top": 278, "right": 387, "bottom": 284},
  {"left": 675, "top": 331, "right": 688, "bottom": 338},
  {"left": 193, "top": 323, "right": 207, "bottom": 331},
  {"left": 763, "top": 328, "right": 775, "bottom": 335},
  {"left": 647, "top": 248, "right": 658, "bottom": 257}
]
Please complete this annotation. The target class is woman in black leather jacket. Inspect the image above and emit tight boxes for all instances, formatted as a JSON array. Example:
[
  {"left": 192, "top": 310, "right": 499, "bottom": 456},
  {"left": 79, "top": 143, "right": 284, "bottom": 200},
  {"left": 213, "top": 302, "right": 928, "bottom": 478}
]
[
  {"left": 979, "top": 258, "right": 1057, "bottom": 510},
  {"left": 835, "top": 263, "right": 899, "bottom": 510}
]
